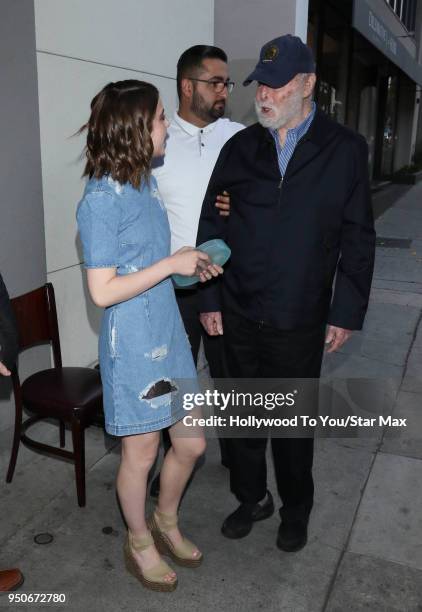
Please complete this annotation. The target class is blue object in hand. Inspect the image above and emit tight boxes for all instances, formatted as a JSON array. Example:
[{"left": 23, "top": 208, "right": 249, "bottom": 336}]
[{"left": 172, "top": 239, "right": 231, "bottom": 288}]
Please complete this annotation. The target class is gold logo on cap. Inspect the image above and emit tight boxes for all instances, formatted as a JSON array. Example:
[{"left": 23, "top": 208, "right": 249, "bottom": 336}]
[{"left": 263, "top": 44, "right": 279, "bottom": 62}]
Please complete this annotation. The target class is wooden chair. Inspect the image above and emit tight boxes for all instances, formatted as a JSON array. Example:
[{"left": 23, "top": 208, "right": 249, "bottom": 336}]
[{"left": 6, "top": 283, "right": 103, "bottom": 507}]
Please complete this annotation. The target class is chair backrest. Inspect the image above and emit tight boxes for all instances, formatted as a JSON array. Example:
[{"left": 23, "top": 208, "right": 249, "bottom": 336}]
[{"left": 10, "top": 283, "right": 62, "bottom": 368}]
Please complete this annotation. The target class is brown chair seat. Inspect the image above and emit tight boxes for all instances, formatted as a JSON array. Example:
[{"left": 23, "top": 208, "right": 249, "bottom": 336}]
[{"left": 22, "top": 367, "right": 102, "bottom": 421}]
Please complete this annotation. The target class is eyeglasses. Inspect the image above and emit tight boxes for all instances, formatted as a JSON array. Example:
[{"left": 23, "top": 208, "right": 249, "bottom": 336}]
[{"left": 187, "top": 77, "right": 235, "bottom": 94}]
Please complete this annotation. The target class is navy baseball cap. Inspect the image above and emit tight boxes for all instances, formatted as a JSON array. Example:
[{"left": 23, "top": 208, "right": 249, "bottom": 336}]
[{"left": 243, "top": 34, "right": 315, "bottom": 88}]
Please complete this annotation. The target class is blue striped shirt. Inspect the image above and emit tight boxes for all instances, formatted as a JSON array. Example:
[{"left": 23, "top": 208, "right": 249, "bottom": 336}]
[{"left": 270, "top": 101, "right": 316, "bottom": 177}]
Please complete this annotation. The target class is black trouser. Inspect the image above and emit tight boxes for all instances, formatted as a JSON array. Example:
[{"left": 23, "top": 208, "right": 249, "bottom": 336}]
[
  {"left": 223, "top": 312, "right": 325, "bottom": 521},
  {"left": 161, "top": 289, "right": 229, "bottom": 462}
]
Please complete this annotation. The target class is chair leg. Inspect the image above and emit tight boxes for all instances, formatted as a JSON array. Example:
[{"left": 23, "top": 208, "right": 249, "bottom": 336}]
[
  {"left": 71, "top": 419, "right": 86, "bottom": 507},
  {"left": 6, "top": 395, "right": 23, "bottom": 483},
  {"left": 59, "top": 420, "right": 66, "bottom": 448}
]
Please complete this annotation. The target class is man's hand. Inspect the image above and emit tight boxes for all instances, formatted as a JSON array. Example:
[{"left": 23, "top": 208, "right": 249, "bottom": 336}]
[
  {"left": 215, "top": 191, "right": 230, "bottom": 217},
  {"left": 325, "top": 325, "right": 352, "bottom": 353},
  {"left": 200, "top": 312, "right": 223, "bottom": 336},
  {"left": 0, "top": 361, "right": 11, "bottom": 376}
]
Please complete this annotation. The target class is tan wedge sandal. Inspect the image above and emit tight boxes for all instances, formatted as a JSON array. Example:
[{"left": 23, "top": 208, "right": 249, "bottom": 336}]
[
  {"left": 123, "top": 530, "right": 178, "bottom": 592},
  {"left": 147, "top": 509, "right": 203, "bottom": 568}
]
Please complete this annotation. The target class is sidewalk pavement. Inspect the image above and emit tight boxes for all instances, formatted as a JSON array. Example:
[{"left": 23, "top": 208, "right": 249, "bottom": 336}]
[{"left": 1, "top": 182, "right": 422, "bottom": 611}]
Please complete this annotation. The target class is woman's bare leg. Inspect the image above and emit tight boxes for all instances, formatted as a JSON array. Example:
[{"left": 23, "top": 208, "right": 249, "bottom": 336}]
[
  {"left": 116, "top": 431, "right": 176, "bottom": 581},
  {"left": 157, "top": 410, "right": 206, "bottom": 556}
]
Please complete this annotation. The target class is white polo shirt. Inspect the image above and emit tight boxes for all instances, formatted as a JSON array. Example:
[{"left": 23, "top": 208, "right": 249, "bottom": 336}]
[{"left": 153, "top": 112, "right": 244, "bottom": 253}]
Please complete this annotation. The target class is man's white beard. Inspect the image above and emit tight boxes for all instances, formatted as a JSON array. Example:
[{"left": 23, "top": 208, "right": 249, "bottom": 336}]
[{"left": 255, "top": 90, "right": 303, "bottom": 130}]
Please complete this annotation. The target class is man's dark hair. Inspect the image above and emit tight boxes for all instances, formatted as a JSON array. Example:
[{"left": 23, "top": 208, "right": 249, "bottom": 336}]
[{"left": 176, "top": 45, "right": 227, "bottom": 99}]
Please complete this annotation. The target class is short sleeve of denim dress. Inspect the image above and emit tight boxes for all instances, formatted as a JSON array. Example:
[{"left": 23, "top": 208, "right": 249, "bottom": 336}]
[{"left": 76, "top": 175, "right": 198, "bottom": 436}]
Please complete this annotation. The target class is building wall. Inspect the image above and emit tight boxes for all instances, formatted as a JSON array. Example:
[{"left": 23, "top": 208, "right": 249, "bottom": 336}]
[
  {"left": 0, "top": 1, "right": 46, "bottom": 297},
  {"left": 214, "top": 0, "right": 309, "bottom": 124},
  {"left": 369, "top": 0, "right": 422, "bottom": 168},
  {"left": 354, "top": 0, "right": 422, "bottom": 170},
  {"left": 413, "top": 0, "right": 422, "bottom": 156},
  {"left": 364, "top": 0, "right": 418, "bottom": 57},
  {"left": 0, "top": 0, "right": 49, "bottom": 433},
  {"left": 34, "top": 0, "right": 214, "bottom": 367}
]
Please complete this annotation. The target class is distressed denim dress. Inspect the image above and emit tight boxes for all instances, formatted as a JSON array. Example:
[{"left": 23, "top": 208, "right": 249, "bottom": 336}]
[{"left": 76, "top": 175, "right": 198, "bottom": 435}]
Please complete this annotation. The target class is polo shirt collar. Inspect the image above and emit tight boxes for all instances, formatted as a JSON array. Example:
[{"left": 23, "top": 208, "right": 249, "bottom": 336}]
[{"left": 173, "top": 111, "right": 219, "bottom": 136}]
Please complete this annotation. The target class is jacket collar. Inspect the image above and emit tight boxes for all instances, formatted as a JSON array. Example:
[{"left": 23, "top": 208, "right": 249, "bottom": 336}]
[
  {"left": 305, "top": 108, "right": 338, "bottom": 147},
  {"left": 257, "top": 107, "right": 339, "bottom": 180}
]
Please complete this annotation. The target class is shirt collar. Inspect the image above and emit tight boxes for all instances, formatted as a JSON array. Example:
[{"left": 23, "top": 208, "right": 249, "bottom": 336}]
[
  {"left": 173, "top": 111, "right": 220, "bottom": 136},
  {"left": 270, "top": 101, "right": 316, "bottom": 144}
]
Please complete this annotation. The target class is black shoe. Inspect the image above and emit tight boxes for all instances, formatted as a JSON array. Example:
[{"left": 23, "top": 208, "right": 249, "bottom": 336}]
[
  {"left": 150, "top": 474, "right": 160, "bottom": 499},
  {"left": 276, "top": 517, "right": 308, "bottom": 552},
  {"left": 221, "top": 490, "right": 274, "bottom": 539}
]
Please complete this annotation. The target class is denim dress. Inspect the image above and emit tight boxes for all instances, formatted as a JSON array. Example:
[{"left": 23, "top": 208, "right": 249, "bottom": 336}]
[{"left": 76, "top": 175, "right": 198, "bottom": 436}]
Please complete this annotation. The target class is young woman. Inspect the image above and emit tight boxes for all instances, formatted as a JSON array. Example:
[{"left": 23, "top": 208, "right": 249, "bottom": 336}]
[{"left": 76, "top": 80, "right": 222, "bottom": 592}]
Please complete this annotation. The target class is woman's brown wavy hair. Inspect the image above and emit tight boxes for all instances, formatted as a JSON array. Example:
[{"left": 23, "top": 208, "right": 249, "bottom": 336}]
[{"left": 79, "top": 80, "right": 159, "bottom": 189}]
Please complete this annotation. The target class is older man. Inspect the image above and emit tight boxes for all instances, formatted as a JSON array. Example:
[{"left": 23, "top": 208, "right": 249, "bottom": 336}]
[{"left": 197, "top": 35, "right": 375, "bottom": 552}]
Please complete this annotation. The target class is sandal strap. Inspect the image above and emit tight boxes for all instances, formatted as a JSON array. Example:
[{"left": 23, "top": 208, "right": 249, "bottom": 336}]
[
  {"left": 128, "top": 530, "right": 154, "bottom": 552},
  {"left": 155, "top": 508, "right": 178, "bottom": 531},
  {"left": 143, "top": 558, "right": 175, "bottom": 582}
]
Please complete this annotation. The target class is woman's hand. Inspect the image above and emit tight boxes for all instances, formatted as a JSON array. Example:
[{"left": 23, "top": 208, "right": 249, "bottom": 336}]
[
  {"left": 86, "top": 248, "right": 224, "bottom": 308},
  {"left": 170, "top": 247, "right": 223, "bottom": 282}
]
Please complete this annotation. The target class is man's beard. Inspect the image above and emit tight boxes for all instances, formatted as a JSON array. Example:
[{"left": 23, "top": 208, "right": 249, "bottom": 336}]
[
  {"left": 191, "top": 88, "right": 225, "bottom": 123},
  {"left": 255, "top": 89, "right": 303, "bottom": 129}
]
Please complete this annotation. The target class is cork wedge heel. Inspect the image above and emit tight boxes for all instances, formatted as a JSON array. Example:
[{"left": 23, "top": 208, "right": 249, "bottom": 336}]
[{"left": 147, "top": 509, "right": 203, "bottom": 568}]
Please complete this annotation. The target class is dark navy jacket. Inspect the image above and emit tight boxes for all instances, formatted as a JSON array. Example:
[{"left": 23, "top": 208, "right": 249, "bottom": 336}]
[{"left": 196, "top": 109, "right": 376, "bottom": 331}]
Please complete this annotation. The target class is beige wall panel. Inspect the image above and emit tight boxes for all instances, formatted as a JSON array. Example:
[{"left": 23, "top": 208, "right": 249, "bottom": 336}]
[
  {"left": 35, "top": 0, "right": 214, "bottom": 76},
  {"left": 47, "top": 264, "right": 102, "bottom": 367},
  {"left": 37, "top": 53, "right": 178, "bottom": 273}
]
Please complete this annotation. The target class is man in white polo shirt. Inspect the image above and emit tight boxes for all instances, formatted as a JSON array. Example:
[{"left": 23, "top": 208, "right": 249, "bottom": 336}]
[
  {"left": 154, "top": 44, "right": 244, "bottom": 375},
  {"left": 150, "top": 45, "right": 244, "bottom": 495}
]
